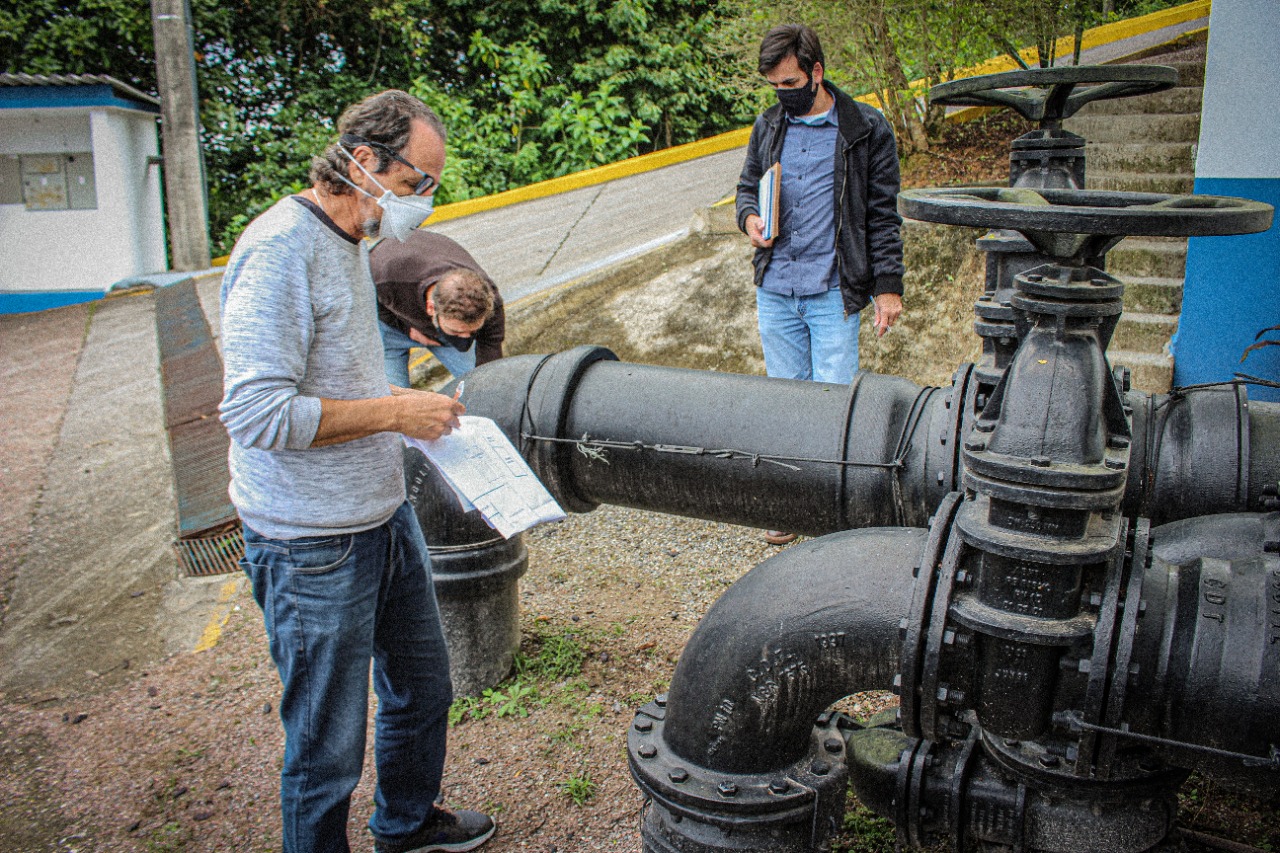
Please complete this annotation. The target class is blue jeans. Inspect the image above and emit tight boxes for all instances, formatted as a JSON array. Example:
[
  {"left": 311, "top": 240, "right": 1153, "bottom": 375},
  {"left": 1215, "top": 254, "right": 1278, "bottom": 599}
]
[
  {"left": 756, "top": 287, "right": 861, "bottom": 383},
  {"left": 379, "top": 319, "right": 476, "bottom": 386},
  {"left": 241, "top": 502, "right": 453, "bottom": 853}
]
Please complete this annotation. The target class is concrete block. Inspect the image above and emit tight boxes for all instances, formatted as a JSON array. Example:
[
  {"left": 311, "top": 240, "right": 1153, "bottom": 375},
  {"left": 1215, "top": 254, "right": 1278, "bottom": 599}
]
[
  {"left": 1108, "top": 238, "right": 1186, "bottom": 279},
  {"left": 1086, "top": 171, "right": 1195, "bottom": 193},
  {"left": 1121, "top": 275, "right": 1183, "bottom": 315},
  {"left": 1085, "top": 142, "right": 1196, "bottom": 174},
  {"left": 1112, "top": 310, "right": 1177, "bottom": 353},
  {"left": 1074, "top": 86, "right": 1204, "bottom": 116},
  {"left": 1064, "top": 113, "right": 1201, "bottom": 143}
]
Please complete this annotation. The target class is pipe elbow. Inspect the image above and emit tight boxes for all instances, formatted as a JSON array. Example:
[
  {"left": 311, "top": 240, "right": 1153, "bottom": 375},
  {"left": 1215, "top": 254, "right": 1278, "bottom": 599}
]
[{"left": 659, "top": 527, "right": 927, "bottom": 775}]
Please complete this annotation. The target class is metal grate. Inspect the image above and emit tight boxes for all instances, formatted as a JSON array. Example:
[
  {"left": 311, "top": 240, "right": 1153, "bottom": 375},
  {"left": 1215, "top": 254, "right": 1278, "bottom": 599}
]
[
  {"left": 172, "top": 522, "right": 244, "bottom": 577},
  {"left": 155, "top": 279, "right": 240, "bottom": 575}
]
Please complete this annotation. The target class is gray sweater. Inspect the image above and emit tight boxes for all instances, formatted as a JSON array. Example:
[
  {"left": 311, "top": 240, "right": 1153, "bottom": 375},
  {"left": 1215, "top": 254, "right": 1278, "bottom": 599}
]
[{"left": 219, "top": 196, "right": 405, "bottom": 539}]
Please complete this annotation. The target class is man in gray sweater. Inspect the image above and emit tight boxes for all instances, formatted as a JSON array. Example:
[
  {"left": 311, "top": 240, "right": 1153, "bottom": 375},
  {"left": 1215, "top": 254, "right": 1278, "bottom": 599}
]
[{"left": 219, "top": 90, "right": 494, "bottom": 853}]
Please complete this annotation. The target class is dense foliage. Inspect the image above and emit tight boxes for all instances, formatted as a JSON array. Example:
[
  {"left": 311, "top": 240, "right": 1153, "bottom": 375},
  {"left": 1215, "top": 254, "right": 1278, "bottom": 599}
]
[
  {"left": 2, "top": 0, "right": 752, "bottom": 253},
  {"left": 1, "top": 0, "right": 1186, "bottom": 254}
]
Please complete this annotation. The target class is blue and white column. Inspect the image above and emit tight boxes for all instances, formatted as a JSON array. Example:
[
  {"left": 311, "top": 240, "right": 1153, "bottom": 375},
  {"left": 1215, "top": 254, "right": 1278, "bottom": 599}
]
[{"left": 1172, "top": 0, "right": 1280, "bottom": 401}]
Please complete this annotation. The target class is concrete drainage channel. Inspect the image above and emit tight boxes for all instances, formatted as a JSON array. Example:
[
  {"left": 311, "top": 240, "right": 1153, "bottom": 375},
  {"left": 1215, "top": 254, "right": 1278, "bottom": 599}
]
[{"left": 154, "top": 278, "right": 243, "bottom": 578}]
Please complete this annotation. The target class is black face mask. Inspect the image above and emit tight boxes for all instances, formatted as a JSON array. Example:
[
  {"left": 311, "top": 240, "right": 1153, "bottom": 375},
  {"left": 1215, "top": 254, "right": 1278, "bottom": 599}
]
[{"left": 776, "top": 75, "right": 818, "bottom": 117}]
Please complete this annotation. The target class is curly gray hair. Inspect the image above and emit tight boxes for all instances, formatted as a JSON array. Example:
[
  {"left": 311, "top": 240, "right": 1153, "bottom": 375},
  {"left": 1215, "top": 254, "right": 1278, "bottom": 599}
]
[{"left": 310, "top": 90, "right": 446, "bottom": 196}]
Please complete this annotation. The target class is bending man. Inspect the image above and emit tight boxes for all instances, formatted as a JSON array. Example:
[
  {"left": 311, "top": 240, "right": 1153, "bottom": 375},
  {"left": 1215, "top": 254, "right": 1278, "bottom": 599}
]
[{"left": 371, "top": 230, "right": 505, "bottom": 385}]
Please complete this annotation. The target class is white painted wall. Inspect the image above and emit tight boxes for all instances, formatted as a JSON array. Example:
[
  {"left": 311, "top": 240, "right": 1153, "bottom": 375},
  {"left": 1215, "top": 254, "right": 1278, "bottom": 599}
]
[
  {"left": 1195, "top": 1, "right": 1280, "bottom": 180},
  {"left": 0, "top": 106, "right": 166, "bottom": 293}
]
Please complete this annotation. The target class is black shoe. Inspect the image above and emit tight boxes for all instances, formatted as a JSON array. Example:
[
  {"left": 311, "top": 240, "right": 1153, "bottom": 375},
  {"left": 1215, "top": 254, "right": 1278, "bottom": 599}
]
[{"left": 374, "top": 806, "right": 496, "bottom": 853}]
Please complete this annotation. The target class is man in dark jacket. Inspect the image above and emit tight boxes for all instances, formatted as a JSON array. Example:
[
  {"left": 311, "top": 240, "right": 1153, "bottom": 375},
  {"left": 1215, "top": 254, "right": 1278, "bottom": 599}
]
[
  {"left": 737, "top": 24, "right": 904, "bottom": 377},
  {"left": 736, "top": 23, "right": 905, "bottom": 544},
  {"left": 370, "top": 230, "right": 506, "bottom": 385}
]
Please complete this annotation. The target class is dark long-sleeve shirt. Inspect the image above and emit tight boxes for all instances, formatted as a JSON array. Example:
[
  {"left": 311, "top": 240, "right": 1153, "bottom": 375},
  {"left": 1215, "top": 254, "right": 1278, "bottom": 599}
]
[{"left": 369, "top": 231, "right": 506, "bottom": 365}]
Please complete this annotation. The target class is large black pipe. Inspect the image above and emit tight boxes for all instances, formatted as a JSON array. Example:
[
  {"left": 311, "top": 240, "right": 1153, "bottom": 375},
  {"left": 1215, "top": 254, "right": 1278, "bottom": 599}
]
[
  {"left": 662, "top": 528, "right": 924, "bottom": 772},
  {"left": 462, "top": 346, "right": 953, "bottom": 532},
  {"left": 459, "top": 347, "right": 1280, "bottom": 533}
]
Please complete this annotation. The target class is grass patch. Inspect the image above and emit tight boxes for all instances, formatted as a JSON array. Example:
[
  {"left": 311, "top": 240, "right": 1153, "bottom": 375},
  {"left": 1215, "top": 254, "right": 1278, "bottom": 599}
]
[
  {"left": 559, "top": 772, "right": 598, "bottom": 806},
  {"left": 832, "top": 801, "right": 897, "bottom": 853},
  {"left": 516, "top": 629, "right": 587, "bottom": 682}
]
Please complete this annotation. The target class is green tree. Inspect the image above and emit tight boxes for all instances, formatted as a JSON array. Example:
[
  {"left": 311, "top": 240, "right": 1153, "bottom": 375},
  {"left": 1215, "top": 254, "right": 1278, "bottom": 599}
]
[
  {"left": 0, "top": 0, "right": 155, "bottom": 82},
  {"left": 716, "top": 0, "right": 996, "bottom": 155},
  {"left": 3, "top": 0, "right": 754, "bottom": 252}
]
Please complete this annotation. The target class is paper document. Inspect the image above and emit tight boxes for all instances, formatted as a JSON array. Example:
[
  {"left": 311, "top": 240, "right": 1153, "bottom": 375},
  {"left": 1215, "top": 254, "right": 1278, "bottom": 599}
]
[{"left": 404, "top": 416, "right": 565, "bottom": 539}]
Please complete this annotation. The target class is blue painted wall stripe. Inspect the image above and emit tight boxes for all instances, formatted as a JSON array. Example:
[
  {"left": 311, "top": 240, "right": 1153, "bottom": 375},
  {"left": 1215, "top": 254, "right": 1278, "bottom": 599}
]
[
  {"left": 0, "top": 291, "right": 103, "bottom": 314},
  {"left": 1173, "top": 177, "right": 1280, "bottom": 402}
]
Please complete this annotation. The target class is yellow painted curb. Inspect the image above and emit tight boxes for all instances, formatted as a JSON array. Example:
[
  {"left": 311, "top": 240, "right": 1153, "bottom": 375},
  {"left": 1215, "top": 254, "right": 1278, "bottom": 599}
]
[{"left": 193, "top": 577, "right": 240, "bottom": 653}]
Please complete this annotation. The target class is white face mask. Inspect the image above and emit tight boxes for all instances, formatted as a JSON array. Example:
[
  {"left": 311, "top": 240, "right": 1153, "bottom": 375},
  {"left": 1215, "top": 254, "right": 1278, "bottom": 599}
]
[{"left": 338, "top": 147, "right": 435, "bottom": 241}]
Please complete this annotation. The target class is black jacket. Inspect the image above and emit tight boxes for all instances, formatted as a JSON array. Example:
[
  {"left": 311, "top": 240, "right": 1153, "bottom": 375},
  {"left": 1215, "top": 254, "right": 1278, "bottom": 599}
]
[{"left": 736, "top": 82, "right": 905, "bottom": 315}]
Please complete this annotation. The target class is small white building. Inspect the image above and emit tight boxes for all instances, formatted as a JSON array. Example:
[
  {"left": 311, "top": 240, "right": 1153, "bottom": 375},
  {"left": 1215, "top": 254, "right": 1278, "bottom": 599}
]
[{"left": 0, "top": 74, "right": 168, "bottom": 313}]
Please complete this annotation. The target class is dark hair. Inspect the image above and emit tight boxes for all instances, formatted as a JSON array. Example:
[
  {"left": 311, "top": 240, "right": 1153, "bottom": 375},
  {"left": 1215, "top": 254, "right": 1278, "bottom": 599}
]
[
  {"left": 310, "top": 90, "right": 446, "bottom": 196},
  {"left": 433, "top": 269, "right": 495, "bottom": 325},
  {"left": 758, "top": 24, "right": 824, "bottom": 77}
]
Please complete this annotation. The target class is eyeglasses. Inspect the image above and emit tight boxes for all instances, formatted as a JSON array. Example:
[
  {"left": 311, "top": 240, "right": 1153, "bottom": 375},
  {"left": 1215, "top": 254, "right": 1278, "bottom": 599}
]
[{"left": 340, "top": 133, "right": 436, "bottom": 196}]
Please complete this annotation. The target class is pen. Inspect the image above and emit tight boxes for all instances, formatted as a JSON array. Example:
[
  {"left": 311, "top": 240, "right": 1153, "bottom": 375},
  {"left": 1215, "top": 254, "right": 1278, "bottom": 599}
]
[{"left": 454, "top": 381, "right": 465, "bottom": 402}]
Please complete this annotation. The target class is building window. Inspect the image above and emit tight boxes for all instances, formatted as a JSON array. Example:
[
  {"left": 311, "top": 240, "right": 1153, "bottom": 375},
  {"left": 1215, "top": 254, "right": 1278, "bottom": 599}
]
[
  {"left": 0, "top": 154, "right": 20, "bottom": 205},
  {"left": 18, "top": 153, "right": 97, "bottom": 211}
]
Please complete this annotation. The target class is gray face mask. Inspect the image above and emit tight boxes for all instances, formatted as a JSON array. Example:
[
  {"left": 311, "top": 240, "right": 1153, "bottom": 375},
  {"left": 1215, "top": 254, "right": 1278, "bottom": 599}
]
[{"left": 337, "top": 147, "right": 435, "bottom": 241}]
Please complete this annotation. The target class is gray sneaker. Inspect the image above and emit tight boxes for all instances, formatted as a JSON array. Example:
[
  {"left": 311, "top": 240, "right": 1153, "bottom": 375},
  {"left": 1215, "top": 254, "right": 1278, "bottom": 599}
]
[{"left": 374, "top": 806, "right": 496, "bottom": 853}]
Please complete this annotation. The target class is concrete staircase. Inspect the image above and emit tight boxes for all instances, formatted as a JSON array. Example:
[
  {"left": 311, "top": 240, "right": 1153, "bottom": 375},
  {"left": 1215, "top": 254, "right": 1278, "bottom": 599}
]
[{"left": 1064, "top": 35, "right": 1207, "bottom": 392}]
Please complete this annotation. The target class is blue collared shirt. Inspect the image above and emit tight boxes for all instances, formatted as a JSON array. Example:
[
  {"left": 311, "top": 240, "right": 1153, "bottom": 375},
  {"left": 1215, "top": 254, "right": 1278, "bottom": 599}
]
[{"left": 761, "top": 105, "right": 839, "bottom": 297}]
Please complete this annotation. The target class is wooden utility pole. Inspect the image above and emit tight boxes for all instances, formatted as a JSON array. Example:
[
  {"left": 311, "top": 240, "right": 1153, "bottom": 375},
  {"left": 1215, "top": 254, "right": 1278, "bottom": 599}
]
[{"left": 151, "top": 0, "right": 211, "bottom": 271}]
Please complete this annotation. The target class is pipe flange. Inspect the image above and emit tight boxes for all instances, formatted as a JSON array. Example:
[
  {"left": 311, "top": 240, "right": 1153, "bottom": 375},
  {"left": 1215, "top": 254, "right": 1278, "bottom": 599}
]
[
  {"left": 1015, "top": 263, "right": 1125, "bottom": 304},
  {"left": 917, "top": 531, "right": 976, "bottom": 744},
  {"left": 899, "top": 492, "right": 965, "bottom": 738},
  {"left": 957, "top": 466, "right": 1126, "bottom": 512},
  {"left": 954, "top": 494, "right": 1123, "bottom": 565},
  {"left": 962, "top": 447, "right": 1130, "bottom": 495},
  {"left": 981, "top": 729, "right": 1185, "bottom": 793},
  {"left": 926, "top": 368, "right": 973, "bottom": 500},
  {"left": 1097, "top": 518, "right": 1149, "bottom": 776},
  {"left": 628, "top": 700, "right": 848, "bottom": 828},
  {"left": 522, "top": 345, "right": 618, "bottom": 513}
]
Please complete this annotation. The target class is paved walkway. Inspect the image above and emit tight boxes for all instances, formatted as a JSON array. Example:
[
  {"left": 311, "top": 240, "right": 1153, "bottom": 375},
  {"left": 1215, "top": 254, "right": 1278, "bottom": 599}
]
[
  {"left": 0, "top": 289, "right": 234, "bottom": 701},
  {"left": 433, "top": 148, "right": 743, "bottom": 305}
]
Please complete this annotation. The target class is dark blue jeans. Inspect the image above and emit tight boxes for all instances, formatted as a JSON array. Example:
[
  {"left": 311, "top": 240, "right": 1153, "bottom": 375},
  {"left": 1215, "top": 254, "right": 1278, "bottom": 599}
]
[{"left": 242, "top": 502, "right": 453, "bottom": 853}]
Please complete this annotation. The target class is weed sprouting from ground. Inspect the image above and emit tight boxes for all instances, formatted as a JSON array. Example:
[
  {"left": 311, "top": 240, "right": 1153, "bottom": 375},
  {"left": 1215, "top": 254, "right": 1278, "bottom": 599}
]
[
  {"left": 515, "top": 627, "right": 588, "bottom": 682},
  {"left": 558, "top": 772, "right": 598, "bottom": 806}
]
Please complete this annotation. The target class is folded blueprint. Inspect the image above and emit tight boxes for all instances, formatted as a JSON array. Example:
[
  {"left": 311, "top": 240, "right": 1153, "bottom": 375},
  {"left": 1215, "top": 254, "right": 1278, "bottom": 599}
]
[{"left": 404, "top": 416, "right": 566, "bottom": 539}]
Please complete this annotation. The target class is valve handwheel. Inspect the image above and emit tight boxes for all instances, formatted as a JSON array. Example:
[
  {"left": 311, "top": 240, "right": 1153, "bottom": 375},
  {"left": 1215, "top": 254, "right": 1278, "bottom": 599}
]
[
  {"left": 930, "top": 66, "right": 1179, "bottom": 125},
  {"left": 898, "top": 187, "right": 1274, "bottom": 246}
]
